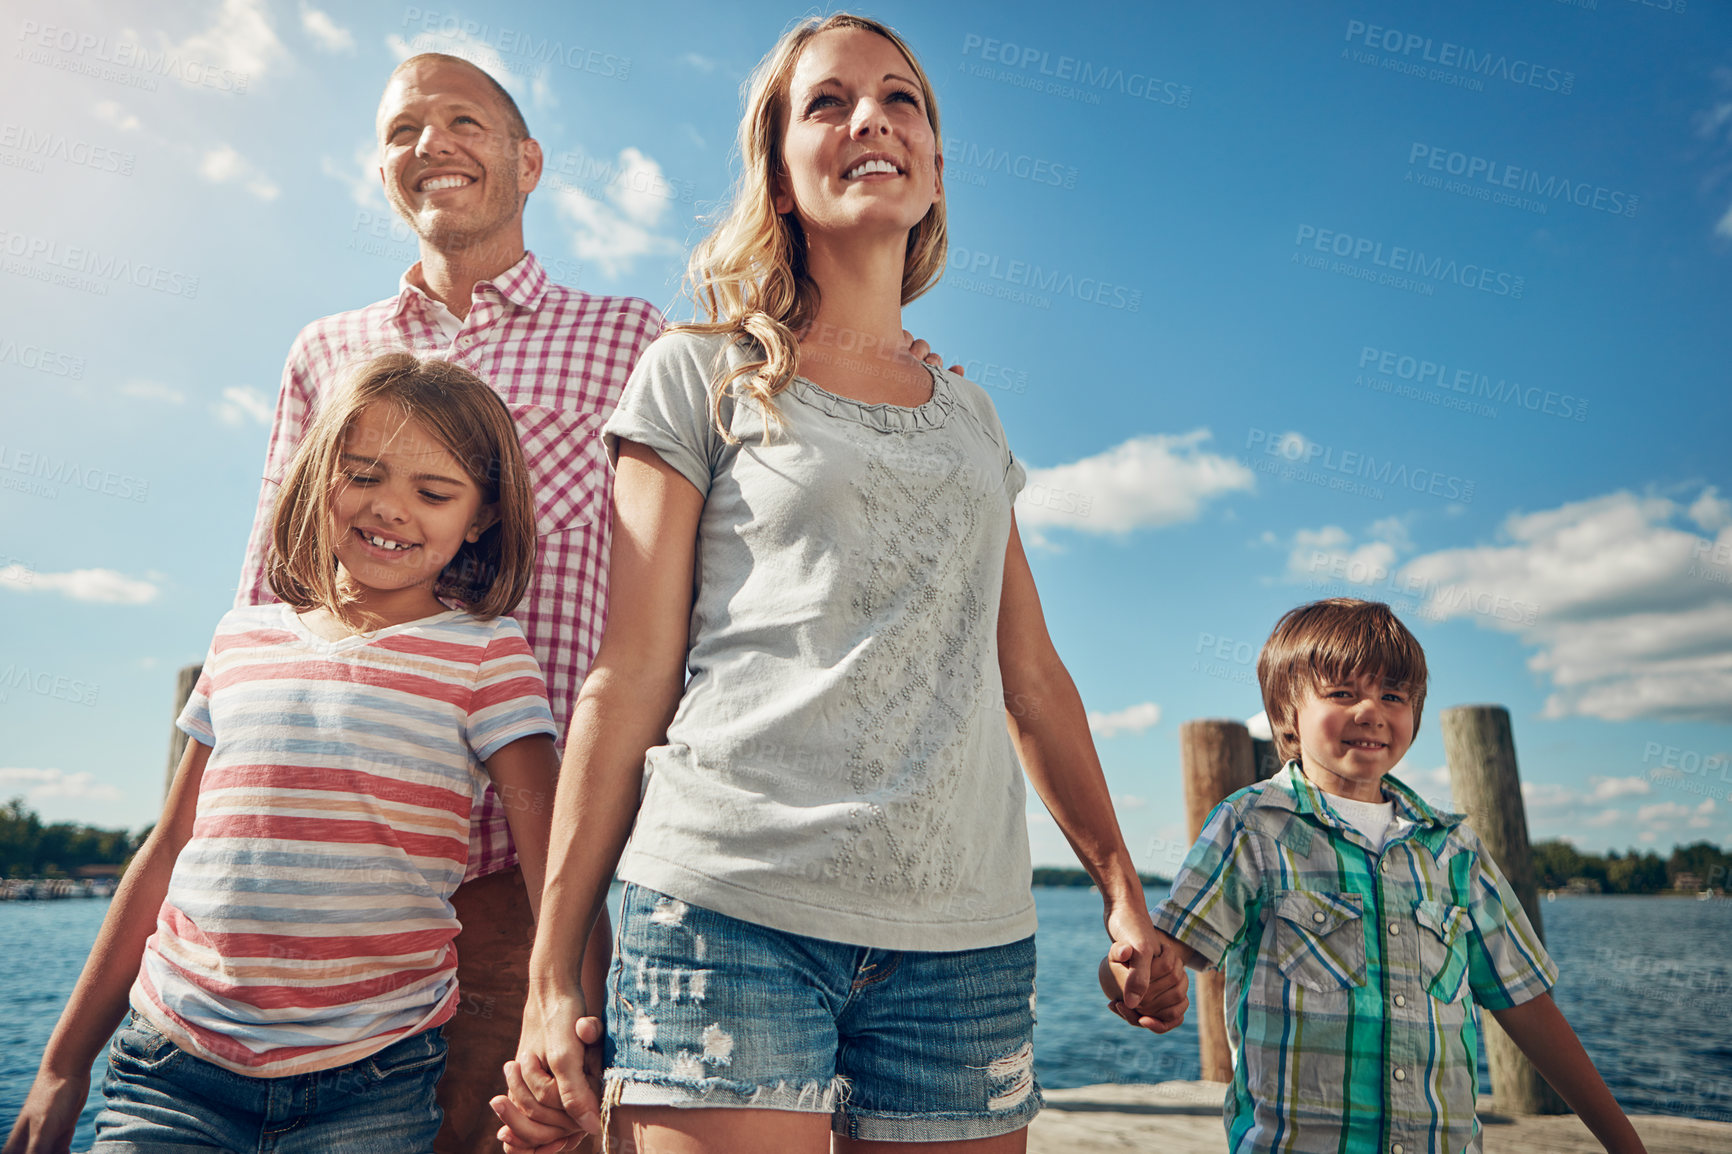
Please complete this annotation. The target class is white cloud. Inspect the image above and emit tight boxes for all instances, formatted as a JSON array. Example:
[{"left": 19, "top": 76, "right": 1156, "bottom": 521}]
[
  {"left": 122, "top": 380, "right": 186, "bottom": 404},
  {"left": 299, "top": 3, "right": 354, "bottom": 53},
  {"left": 553, "top": 147, "right": 682, "bottom": 278},
  {"left": 199, "top": 144, "right": 279, "bottom": 201},
  {"left": 1690, "top": 487, "right": 1732, "bottom": 533},
  {"left": 1392, "top": 762, "right": 1453, "bottom": 809},
  {"left": 322, "top": 142, "right": 386, "bottom": 210},
  {"left": 213, "top": 385, "right": 273, "bottom": 426},
  {"left": 0, "top": 768, "right": 123, "bottom": 804},
  {"left": 174, "top": 0, "right": 286, "bottom": 83},
  {"left": 1115, "top": 794, "right": 1148, "bottom": 811},
  {"left": 1244, "top": 711, "right": 1272, "bottom": 740},
  {"left": 1587, "top": 775, "right": 1651, "bottom": 802},
  {"left": 92, "top": 100, "right": 141, "bottom": 132},
  {"left": 1018, "top": 430, "right": 1255, "bottom": 536},
  {"left": 1637, "top": 801, "right": 1692, "bottom": 823},
  {"left": 0, "top": 566, "right": 158, "bottom": 604},
  {"left": 1285, "top": 525, "right": 1401, "bottom": 586},
  {"left": 386, "top": 31, "right": 524, "bottom": 95},
  {"left": 1399, "top": 489, "right": 1732, "bottom": 722},
  {"left": 1088, "top": 702, "right": 1162, "bottom": 738},
  {"left": 682, "top": 52, "right": 722, "bottom": 75}
]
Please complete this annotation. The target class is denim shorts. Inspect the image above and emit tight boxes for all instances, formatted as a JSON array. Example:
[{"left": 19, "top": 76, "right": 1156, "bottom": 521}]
[
  {"left": 603, "top": 883, "right": 1041, "bottom": 1142},
  {"left": 90, "top": 1012, "right": 446, "bottom": 1153}
]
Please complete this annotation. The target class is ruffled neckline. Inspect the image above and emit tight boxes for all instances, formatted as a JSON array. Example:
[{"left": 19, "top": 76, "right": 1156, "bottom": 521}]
[{"left": 788, "top": 361, "right": 956, "bottom": 433}]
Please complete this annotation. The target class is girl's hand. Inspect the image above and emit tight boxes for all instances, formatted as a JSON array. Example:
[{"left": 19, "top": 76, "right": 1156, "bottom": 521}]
[
  {"left": 494, "top": 984, "right": 603, "bottom": 1152},
  {"left": 3, "top": 1068, "right": 90, "bottom": 1154}
]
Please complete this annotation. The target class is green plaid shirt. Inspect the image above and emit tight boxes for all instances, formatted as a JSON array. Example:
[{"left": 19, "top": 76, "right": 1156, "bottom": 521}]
[{"left": 1153, "top": 763, "right": 1556, "bottom": 1154}]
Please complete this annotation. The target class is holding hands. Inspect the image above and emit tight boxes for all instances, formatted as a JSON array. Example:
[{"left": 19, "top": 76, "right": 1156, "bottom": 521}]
[
  {"left": 492, "top": 987, "right": 604, "bottom": 1154},
  {"left": 1099, "top": 914, "right": 1191, "bottom": 1033}
]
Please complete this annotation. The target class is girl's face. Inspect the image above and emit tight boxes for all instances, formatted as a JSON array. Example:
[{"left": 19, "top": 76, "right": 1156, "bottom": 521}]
[
  {"left": 773, "top": 27, "right": 942, "bottom": 243},
  {"left": 329, "top": 403, "right": 496, "bottom": 620}
]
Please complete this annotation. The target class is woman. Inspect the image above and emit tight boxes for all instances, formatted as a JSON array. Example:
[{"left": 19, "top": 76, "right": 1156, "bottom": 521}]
[{"left": 499, "top": 14, "right": 1183, "bottom": 1153}]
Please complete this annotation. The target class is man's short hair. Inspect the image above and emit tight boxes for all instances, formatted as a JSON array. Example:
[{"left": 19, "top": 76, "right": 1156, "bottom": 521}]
[
  {"left": 386, "top": 52, "right": 530, "bottom": 141},
  {"left": 1257, "top": 598, "right": 1429, "bottom": 763}
]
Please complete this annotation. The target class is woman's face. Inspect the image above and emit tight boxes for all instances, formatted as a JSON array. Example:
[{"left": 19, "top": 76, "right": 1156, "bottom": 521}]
[{"left": 774, "top": 27, "right": 942, "bottom": 243}]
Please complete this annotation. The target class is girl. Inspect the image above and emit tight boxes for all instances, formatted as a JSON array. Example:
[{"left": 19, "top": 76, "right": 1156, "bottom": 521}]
[
  {"left": 499, "top": 15, "right": 1185, "bottom": 1154},
  {"left": 5, "top": 353, "right": 560, "bottom": 1154}
]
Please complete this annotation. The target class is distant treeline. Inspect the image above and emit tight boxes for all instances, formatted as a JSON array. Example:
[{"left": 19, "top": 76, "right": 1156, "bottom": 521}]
[
  {"left": 0, "top": 798, "right": 141, "bottom": 878},
  {"left": 1032, "top": 867, "right": 1171, "bottom": 889},
  {"left": 1533, "top": 839, "right": 1730, "bottom": 894}
]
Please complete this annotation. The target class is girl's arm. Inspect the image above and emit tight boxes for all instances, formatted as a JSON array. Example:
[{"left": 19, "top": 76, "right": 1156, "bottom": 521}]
[
  {"left": 3, "top": 739, "right": 210, "bottom": 1154},
  {"left": 485, "top": 734, "right": 558, "bottom": 923},
  {"left": 493, "top": 440, "right": 700, "bottom": 1149},
  {"left": 1490, "top": 993, "right": 1649, "bottom": 1154},
  {"left": 997, "top": 516, "right": 1186, "bottom": 1032}
]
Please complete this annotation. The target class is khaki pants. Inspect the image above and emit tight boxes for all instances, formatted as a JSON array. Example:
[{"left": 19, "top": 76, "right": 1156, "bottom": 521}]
[{"left": 435, "top": 866, "right": 597, "bottom": 1154}]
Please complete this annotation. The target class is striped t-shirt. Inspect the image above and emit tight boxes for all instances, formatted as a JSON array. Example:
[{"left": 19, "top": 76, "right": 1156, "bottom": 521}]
[{"left": 132, "top": 603, "right": 556, "bottom": 1077}]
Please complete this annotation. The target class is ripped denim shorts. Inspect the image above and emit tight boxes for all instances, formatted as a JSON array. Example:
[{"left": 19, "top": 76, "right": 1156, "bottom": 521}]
[{"left": 603, "top": 883, "right": 1041, "bottom": 1142}]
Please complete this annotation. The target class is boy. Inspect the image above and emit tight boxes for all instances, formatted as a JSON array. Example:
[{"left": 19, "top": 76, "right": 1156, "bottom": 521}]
[{"left": 1105, "top": 598, "right": 1646, "bottom": 1153}]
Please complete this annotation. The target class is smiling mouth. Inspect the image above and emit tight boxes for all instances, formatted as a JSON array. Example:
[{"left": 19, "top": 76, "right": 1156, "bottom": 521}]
[
  {"left": 356, "top": 528, "right": 419, "bottom": 553},
  {"left": 1342, "top": 739, "right": 1388, "bottom": 750},
  {"left": 844, "top": 158, "right": 903, "bottom": 180},
  {"left": 418, "top": 174, "right": 473, "bottom": 192}
]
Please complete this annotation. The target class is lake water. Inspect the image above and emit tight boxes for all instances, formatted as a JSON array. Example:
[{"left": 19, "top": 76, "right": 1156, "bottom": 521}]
[{"left": 5, "top": 888, "right": 1730, "bottom": 1146}]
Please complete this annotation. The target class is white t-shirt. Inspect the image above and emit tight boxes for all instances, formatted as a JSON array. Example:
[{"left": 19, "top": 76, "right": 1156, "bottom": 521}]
[
  {"left": 602, "top": 330, "right": 1035, "bottom": 951},
  {"left": 1322, "top": 791, "right": 1412, "bottom": 852}
]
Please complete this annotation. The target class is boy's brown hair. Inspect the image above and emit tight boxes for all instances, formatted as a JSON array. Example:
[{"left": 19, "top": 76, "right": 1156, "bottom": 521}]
[
  {"left": 266, "top": 352, "right": 537, "bottom": 624},
  {"left": 1257, "top": 598, "right": 1429, "bottom": 764}
]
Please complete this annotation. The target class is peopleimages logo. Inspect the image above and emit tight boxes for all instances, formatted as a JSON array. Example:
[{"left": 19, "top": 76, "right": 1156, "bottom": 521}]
[
  {"left": 948, "top": 247, "right": 1142, "bottom": 311},
  {"left": 960, "top": 34, "right": 1192, "bottom": 107},
  {"left": 1294, "top": 225, "right": 1524, "bottom": 299},
  {"left": 1407, "top": 144, "right": 1637, "bottom": 218},
  {"left": 1342, "top": 19, "right": 1574, "bottom": 94},
  {"left": 1357, "top": 346, "right": 1587, "bottom": 422},
  {"left": 16, "top": 20, "right": 250, "bottom": 92},
  {"left": 0, "top": 230, "right": 199, "bottom": 298}
]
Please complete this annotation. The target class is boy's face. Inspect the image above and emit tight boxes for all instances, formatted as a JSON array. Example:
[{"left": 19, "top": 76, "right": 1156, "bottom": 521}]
[{"left": 1288, "top": 671, "right": 1415, "bottom": 803}]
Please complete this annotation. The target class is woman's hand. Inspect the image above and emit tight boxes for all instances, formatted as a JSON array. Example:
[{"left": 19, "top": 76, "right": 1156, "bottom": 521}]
[
  {"left": 3, "top": 1069, "right": 89, "bottom": 1154},
  {"left": 493, "top": 984, "right": 604, "bottom": 1153},
  {"left": 1102, "top": 904, "right": 1189, "bottom": 1033}
]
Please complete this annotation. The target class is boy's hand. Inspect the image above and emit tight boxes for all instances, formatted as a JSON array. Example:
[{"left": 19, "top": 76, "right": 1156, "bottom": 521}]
[
  {"left": 4, "top": 1068, "right": 90, "bottom": 1154},
  {"left": 903, "top": 330, "right": 964, "bottom": 377}
]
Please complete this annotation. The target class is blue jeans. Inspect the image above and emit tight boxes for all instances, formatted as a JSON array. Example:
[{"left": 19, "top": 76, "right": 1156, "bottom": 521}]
[
  {"left": 91, "top": 1013, "right": 446, "bottom": 1153},
  {"left": 604, "top": 884, "right": 1042, "bottom": 1142}
]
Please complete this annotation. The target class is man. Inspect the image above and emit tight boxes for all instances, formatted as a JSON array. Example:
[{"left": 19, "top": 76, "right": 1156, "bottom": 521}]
[{"left": 235, "top": 53, "right": 658, "bottom": 1154}]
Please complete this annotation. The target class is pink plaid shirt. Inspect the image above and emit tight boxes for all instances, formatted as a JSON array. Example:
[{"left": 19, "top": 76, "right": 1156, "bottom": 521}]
[{"left": 236, "top": 251, "right": 663, "bottom": 879}]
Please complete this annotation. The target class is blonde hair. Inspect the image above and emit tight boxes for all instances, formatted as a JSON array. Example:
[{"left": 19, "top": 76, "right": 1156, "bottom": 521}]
[
  {"left": 675, "top": 13, "right": 947, "bottom": 437},
  {"left": 267, "top": 353, "right": 537, "bottom": 623},
  {"left": 1257, "top": 599, "right": 1430, "bottom": 764}
]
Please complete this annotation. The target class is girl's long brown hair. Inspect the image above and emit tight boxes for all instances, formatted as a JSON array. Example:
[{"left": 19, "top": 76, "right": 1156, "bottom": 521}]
[{"left": 267, "top": 352, "right": 537, "bottom": 624}]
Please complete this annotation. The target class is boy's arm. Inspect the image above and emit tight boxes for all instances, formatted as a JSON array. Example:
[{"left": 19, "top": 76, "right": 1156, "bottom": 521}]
[
  {"left": 3, "top": 739, "right": 209, "bottom": 1154},
  {"left": 1490, "top": 993, "right": 1648, "bottom": 1154}
]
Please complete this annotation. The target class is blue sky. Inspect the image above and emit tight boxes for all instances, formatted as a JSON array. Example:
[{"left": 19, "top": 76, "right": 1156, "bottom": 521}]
[{"left": 1, "top": 0, "right": 1728, "bottom": 865}]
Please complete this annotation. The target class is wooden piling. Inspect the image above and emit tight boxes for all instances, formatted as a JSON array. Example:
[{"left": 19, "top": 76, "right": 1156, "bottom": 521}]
[
  {"left": 1250, "top": 736, "right": 1282, "bottom": 782},
  {"left": 166, "top": 664, "right": 201, "bottom": 799},
  {"left": 1440, "top": 704, "right": 1569, "bottom": 1116},
  {"left": 1178, "top": 719, "right": 1257, "bottom": 1083}
]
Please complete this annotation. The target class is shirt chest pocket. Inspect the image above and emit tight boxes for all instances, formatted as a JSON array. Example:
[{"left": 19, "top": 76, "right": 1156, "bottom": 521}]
[
  {"left": 1268, "top": 890, "right": 1367, "bottom": 993},
  {"left": 510, "top": 406, "right": 608, "bottom": 536},
  {"left": 1414, "top": 900, "right": 1471, "bottom": 1003}
]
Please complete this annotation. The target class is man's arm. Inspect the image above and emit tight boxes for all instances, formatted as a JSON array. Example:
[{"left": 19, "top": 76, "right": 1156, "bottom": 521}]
[{"left": 1490, "top": 993, "right": 1648, "bottom": 1154}]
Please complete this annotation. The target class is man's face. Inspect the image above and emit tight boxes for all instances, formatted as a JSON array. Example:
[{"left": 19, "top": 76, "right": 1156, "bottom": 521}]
[{"left": 376, "top": 58, "right": 541, "bottom": 255}]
